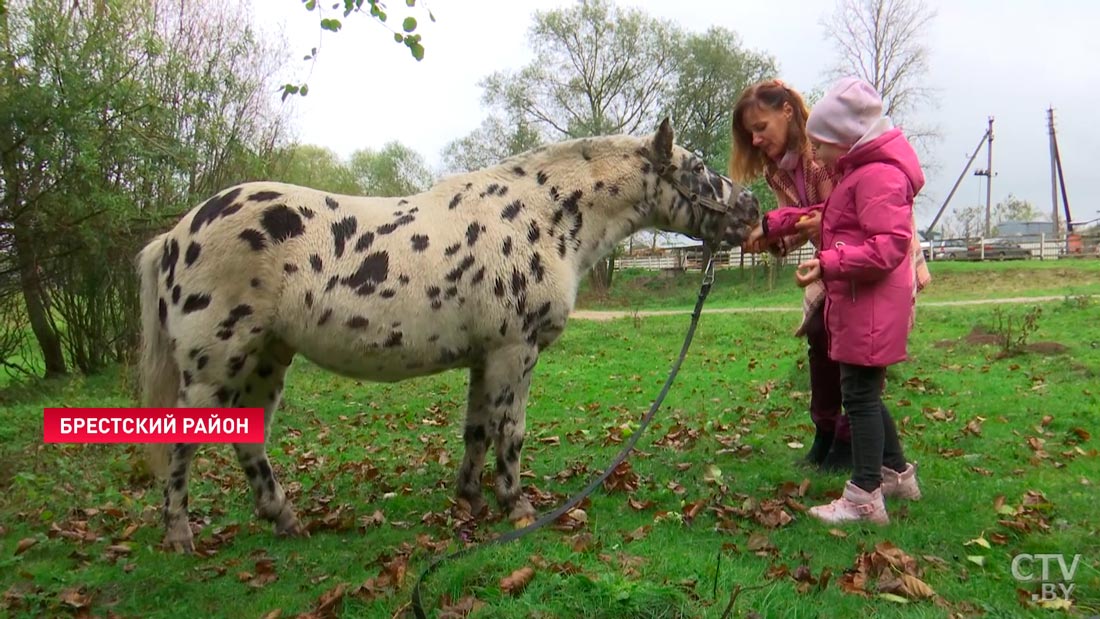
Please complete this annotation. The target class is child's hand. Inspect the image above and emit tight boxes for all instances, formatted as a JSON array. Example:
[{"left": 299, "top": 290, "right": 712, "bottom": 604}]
[
  {"left": 795, "top": 258, "right": 822, "bottom": 287},
  {"left": 794, "top": 211, "right": 822, "bottom": 245}
]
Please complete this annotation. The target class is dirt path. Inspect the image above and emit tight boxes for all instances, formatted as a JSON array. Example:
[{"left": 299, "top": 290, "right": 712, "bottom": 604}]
[{"left": 568, "top": 294, "right": 1092, "bottom": 321}]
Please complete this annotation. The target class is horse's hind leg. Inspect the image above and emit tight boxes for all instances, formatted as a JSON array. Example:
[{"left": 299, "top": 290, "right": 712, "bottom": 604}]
[
  {"left": 162, "top": 379, "right": 238, "bottom": 552},
  {"left": 231, "top": 343, "right": 304, "bottom": 537},
  {"left": 455, "top": 363, "right": 490, "bottom": 516},
  {"left": 484, "top": 344, "right": 538, "bottom": 523}
]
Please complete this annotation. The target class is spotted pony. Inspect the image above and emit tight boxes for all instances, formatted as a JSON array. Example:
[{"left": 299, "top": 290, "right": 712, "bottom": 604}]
[{"left": 137, "top": 118, "right": 759, "bottom": 552}]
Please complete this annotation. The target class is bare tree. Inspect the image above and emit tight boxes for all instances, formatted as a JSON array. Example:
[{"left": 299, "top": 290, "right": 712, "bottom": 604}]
[{"left": 821, "top": 0, "right": 939, "bottom": 158}]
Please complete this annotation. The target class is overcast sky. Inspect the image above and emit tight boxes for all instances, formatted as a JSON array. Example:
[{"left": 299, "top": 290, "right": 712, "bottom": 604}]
[{"left": 250, "top": 0, "right": 1100, "bottom": 234}]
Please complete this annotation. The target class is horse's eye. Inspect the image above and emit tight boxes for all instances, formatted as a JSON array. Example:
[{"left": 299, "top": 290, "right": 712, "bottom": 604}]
[{"left": 693, "top": 164, "right": 705, "bottom": 174}]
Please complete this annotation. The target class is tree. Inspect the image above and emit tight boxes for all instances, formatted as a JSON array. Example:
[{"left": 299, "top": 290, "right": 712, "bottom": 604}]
[
  {"left": 992, "top": 194, "right": 1044, "bottom": 228},
  {"left": 349, "top": 141, "right": 433, "bottom": 197},
  {"left": 268, "top": 144, "right": 361, "bottom": 194},
  {"left": 663, "top": 27, "right": 776, "bottom": 162},
  {"left": 820, "top": 0, "right": 939, "bottom": 155},
  {"left": 481, "top": 0, "right": 681, "bottom": 140},
  {"left": 440, "top": 116, "right": 543, "bottom": 175}
]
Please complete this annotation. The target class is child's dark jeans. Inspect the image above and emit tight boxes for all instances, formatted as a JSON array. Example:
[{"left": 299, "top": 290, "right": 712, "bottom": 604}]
[{"left": 839, "top": 363, "right": 908, "bottom": 492}]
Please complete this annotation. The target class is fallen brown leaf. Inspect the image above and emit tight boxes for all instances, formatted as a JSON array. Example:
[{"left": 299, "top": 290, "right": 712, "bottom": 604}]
[
  {"left": 623, "top": 525, "right": 651, "bottom": 543},
  {"left": 260, "top": 610, "right": 282, "bottom": 619},
  {"left": 500, "top": 566, "right": 535, "bottom": 596},
  {"left": 58, "top": 586, "right": 92, "bottom": 609},
  {"left": 14, "top": 538, "right": 37, "bottom": 556},
  {"left": 438, "top": 595, "right": 485, "bottom": 618}
]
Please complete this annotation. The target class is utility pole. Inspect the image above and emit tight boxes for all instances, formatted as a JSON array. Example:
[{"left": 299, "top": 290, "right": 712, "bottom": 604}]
[
  {"left": 1048, "top": 107, "right": 1060, "bottom": 236},
  {"left": 973, "top": 117, "right": 995, "bottom": 237}
]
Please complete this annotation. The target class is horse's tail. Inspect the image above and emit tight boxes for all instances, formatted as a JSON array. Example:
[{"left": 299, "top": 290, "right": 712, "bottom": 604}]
[{"left": 137, "top": 233, "right": 176, "bottom": 480}]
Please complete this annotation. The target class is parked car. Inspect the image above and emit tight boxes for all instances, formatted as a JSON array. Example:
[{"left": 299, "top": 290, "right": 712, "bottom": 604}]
[
  {"left": 936, "top": 239, "right": 970, "bottom": 260},
  {"left": 967, "top": 239, "right": 1031, "bottom": 260}
]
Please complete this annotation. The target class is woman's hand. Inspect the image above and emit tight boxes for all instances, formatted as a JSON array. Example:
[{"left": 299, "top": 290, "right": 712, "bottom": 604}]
[
  {"left": 795, "top": 258, "right": 822, "bottom": 287},
  {"left": 742, "top": 224, "right": 768, "bottom": 254}
]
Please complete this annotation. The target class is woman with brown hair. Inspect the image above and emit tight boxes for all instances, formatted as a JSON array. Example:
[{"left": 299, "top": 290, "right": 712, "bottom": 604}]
[{"left": 729, "top": 78, "right": 851, "bottom": 471}]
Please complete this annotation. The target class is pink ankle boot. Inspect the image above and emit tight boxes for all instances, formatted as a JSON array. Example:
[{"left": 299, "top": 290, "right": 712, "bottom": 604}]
[
  {"left": 808, "top": 480, "right": 889, "bottom": 525},
  {"left": 881, "top": 462, "right": 921, "bottom": 500}
]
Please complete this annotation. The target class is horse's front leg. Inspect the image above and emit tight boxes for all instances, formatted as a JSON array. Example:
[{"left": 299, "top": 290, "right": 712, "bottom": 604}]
[{"left": 484, "top": 344, "right": 539, "bottom": 524}]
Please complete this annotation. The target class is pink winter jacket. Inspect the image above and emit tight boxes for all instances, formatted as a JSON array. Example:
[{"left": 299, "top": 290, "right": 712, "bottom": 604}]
[{"left": 762, "top": 128, "right": 925, "bottom": 367}]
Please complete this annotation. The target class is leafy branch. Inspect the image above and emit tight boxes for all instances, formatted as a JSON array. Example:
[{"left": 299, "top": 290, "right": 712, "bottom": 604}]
[{"left": 282, "top": 0, "right": 435, "bottom": 101}]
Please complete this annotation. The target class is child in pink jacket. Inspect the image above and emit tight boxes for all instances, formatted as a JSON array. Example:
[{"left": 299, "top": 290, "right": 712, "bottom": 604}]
[{"left": 759, "top": 77, "right": 923, "bottom": 525}]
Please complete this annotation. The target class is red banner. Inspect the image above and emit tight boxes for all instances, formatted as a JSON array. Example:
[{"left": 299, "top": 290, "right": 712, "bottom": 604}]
[{"left": 43, "top": 408, "right": 265, "bottom": 443}]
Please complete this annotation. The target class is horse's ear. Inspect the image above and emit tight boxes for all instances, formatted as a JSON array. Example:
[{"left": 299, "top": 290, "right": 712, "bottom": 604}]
[{"left": 653, "top": 117, "right": 674, "bottom": 164}]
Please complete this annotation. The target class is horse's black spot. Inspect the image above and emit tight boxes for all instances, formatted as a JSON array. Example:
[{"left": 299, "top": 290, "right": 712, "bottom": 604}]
[
  {"left": 182, "top": 293, "right": 211, "bottom": 314},
  {"left": 563, "top": 190, "right": 583, "bottom": 214},
  {"left": 445, "top": 255, "right": 476, "bottom": 283},
  {"left": 465, "top": 223, "right": 480, "bottom": 246},
  {"left": 496, "top": 185, "right": 509, "bottom": 197},
  {"left": 284, "top": 263, "right": 299, "bottom": 274},
  {"left": 464, "top": 424, "right": 487, "bottom": 444},
  {"left": 499, "top": 320, "right": 508, "bottom": 337},
  {"left": 510, "top": 270, "right": 527, "bottom": 297},
  {"left": 411, "top": 234, "right": 429, "bottom": 252},
  {"left": 448, "top": 193, "right": 462, "bottom": 210},
  {"left": 228, "top": 355, "right": 246, "bottom": 378},
  {"left": 219, "top": 304, "right": 253, "bottom": 334},
  {"left": 297, "top": 206, "right": 315, "bottom": 219},
  {"left": 168, "top": 285, "right": 180, "bottom": 304},
  {"left": 471, "top": 267, "right": 486, "bottom": 285},
  {"left": 608, "top": 184, "right": 620, "bottom": 196},
  {"left": 430, "top": 299, "right": 442, "bottom": 311},
  {"left": 346, "top": 316, "right": 369, "bottom": 329},
  {"left": 184, "top": 242, "right": 201, "bottom": 267},
  {"left": 197, "top": 355, "right": 209, "bottom": 370},
  {"left": 345, "top": 251, "right": 389, "bottom": 287},
  {"left": 426, "top": 286, "right": 441, "bottom": 299},
  {"left": 558, "top": 236, "right": 568, "bottom": 257},
  {"left": 250, "top": 278, "right": 261, "bottom": 288},
  {"left": 189, "top": 348, "right": 200, "bottom": 360},
  {"left": 594, "top": 180, "right": 605, "bottom": 191},
  {"left": 355, "top": 232, "right": 375, "bottom": 253},
  {"left": 398, "top": 274, "right": 410, "bottom": 285},
  {"left": 331, "top": 217, "right": 357, "bottom": 259},
  {"left": 549, "top": 187, "right": 560, "bottom": 202},
  {"left": 305, "top": 291, "right": 314, "bottom": 308},
  {"left": 248, "top": 190, "right": 283, "bottom": 202},
  {"left": 310, "top": 254, "right": 323, "bottom": 272},
  {"left": 384, "top": 332, "right": 403, "bottom": 348},
  {"left": 481, "top": 183, "right": 500, "bottom": 198},
  {"left": 355, "top": 283, "right": 376, "bottom": 296},
  {"left": 428, "top": 334, "right": 440, "bottom": 343},
  {"left": 380, "top": 289, "right": 396, "bottom": 299},
  {"left": 325, "top": 276, "right": 338, "bottom": 292},
  {"left": 444, "top": 286, "right": 458, "bottom": 299},
  {"left": 325, "top": 196, "right": 340, "bottom": 210},
  {"left": 536, "top": 171, "right": 548, "bottom": 185},
  {"left": 239, "top": 229, "right": 266, "bottom": 251},
  {"left": 377, "top": 222, "right": 398, "bottom": 235},
  {"left": 530, "top": 253, "right": 545, "bottom": 282},
  {"left": 317, "top": 308, "right": 333, "bottom": 326},
  {"left": 190, "top": 187, "right": 244, "bottom": 234},
  {"left": 527, "top": 221, "right": 541, "bottom": 243},
  {"left": 501, "top": 200, "right": 522, "bottom": 221},
  {"left": 260, "top": 204, "right": 304, "bottom": 243},
  {"left": 158, "top": 299, "right": 167, "bottom": 325},
  {"left": 512, "top": 166, "right": 526, "bottom": 176},
  {"left": 182, "top": 371, "right": 193, "bottom": 386},
  {"left": 444, "top": 242, "right": 462, "bottom": 257},
  {"left": 215, "top": 387, "right": 231, "bottom": 405},
  {"left": 494, "top": 278, "right": 505, "bottom": 298}
]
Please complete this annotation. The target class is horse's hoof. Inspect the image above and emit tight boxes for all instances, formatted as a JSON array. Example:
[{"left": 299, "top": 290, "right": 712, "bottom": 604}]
[
  {"left": 507, "top": 499, "right": 537, "bottom": 527},
  {"left": 164, "top": 534, "right": 195, "bottom": 554},
  {"left": 456, "top": 495, "right": 488, "bottom": 520}
]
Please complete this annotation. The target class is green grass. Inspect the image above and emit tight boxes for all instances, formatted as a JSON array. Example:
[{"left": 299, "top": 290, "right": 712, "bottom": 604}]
[
  {"left": 1, "top": 269, "right": 1099, "bottom": 618},
  {"left": 576, "top": 259, "right": 1100, "bottom": 311}
]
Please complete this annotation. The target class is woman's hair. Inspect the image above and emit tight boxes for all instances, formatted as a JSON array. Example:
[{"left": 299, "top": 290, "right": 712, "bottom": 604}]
[{"left": 729, "top": 79, "right": 811, "bottom": 184}]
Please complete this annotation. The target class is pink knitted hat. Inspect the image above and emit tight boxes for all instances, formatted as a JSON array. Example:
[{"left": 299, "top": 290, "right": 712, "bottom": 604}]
[{"left": 806, "top": 77, "right": 883, "bottom": 147}]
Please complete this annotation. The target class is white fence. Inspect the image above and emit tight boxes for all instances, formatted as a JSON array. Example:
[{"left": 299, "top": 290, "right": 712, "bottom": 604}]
[{"left": 615, "top": 233, "right": 1099, "bottom": 272}]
